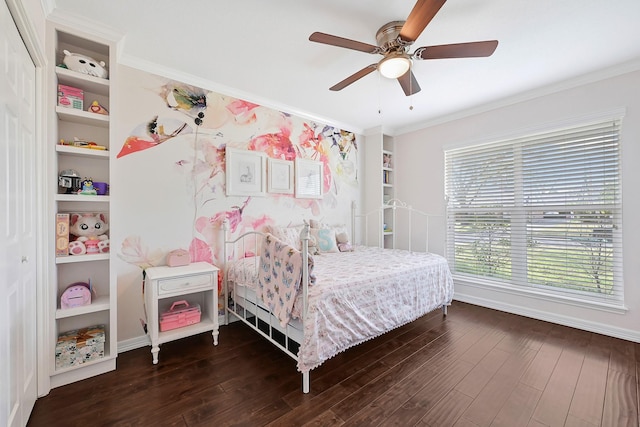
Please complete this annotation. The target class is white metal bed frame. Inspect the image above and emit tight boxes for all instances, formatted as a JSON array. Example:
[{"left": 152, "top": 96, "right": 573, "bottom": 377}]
[{"left": 222, "top": 199, "right": 448, "bottom": 393}]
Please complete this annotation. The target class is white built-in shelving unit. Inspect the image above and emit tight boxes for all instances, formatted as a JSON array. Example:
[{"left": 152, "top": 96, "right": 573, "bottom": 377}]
[
  {"left": 364, "top": 130, "right": 395, "bottom": 248},
  {"left": 46, "top": 23, "right": 117, "bottom": 389}
]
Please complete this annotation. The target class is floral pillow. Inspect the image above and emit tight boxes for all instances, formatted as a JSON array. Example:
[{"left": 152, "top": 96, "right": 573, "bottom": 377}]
[{"left": 265, "top": 225, "right": 303, "bottom": 249}]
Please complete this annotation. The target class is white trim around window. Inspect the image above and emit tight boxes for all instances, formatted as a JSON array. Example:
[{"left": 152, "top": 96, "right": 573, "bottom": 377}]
[{"left": 445, "top": 113, "right": 624, "bottom": 308}]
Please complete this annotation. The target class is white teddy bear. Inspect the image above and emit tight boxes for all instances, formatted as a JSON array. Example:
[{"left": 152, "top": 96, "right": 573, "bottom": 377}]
[
  {"left": 68, "top": 213, "right": 110, "bottom": 255},
  {"left": 62, "top": 50, "right": 108, "bottom": 79}
]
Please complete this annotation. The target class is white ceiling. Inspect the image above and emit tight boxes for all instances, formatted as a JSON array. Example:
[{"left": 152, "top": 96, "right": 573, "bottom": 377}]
[{"left": 51, "top": 0, "right": 640, "bottom": 135}]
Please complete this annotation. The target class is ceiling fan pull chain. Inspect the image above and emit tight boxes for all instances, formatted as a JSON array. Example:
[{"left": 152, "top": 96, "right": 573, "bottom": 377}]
[
  {"left": 409, "top": 63, "right": 414, "bottom": 111},
  {"left": 378, "top": 71, "right": 382, "bottom": 115}
]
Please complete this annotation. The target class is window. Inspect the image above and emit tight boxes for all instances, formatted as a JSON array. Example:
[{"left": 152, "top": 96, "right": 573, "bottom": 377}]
[{"left": 445, "top": 118, "right": 623, "bottom": 306}]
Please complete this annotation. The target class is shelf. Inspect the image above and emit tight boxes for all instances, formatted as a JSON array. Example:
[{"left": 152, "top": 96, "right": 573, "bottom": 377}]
[
  {"left": 55, "top": 295, "right": 110, "bottom": 319},
  {"left": 56, "top": 144, "right": 109, "bottom": 158},
  {"left": 52, "top": 354, "right": 115, "bottom": 376},
  {"left": 55, "top": 194, "right": 110, "bottom": 202},
  {"left": 56, "top": 67, "right": 109, "bottom": 96},
  {"left": 56, "top": 106, "right": 109, "bottom": 128},
  {"left": 56, "top": 253, "right": 109, "bottom": 264},
  {"left": 156, "top": 320, "right": 217, "bottom": 345}
]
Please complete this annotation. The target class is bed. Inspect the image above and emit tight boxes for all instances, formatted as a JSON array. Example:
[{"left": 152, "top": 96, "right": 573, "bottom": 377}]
[{"left": 222, "top": 200, "right": 454, "bottom": 393}]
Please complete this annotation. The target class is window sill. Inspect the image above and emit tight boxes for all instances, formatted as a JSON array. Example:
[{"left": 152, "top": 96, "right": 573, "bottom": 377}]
[{"left": 453, "top": 274, "right": 628, "bottom": 315}]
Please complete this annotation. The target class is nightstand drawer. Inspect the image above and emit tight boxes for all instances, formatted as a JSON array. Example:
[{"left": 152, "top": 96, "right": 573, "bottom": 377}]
[{"left": 158, "top": 273, "right": 213, "bottom": 296}]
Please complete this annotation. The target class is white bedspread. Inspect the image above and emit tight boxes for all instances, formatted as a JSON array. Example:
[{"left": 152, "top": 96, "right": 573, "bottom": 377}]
[{"left": 293, "top": 246, "right": 454, "bottom": 372}]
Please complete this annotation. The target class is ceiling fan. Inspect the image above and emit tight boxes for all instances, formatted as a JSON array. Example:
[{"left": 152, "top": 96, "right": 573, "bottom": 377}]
[{"left": 309, "top": 0, "right": 498, "bottom": 96}]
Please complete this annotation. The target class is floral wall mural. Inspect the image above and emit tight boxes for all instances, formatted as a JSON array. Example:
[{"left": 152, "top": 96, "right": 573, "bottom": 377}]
[{"left": 112, "top": 66, "right": 360, "bottom": 340}]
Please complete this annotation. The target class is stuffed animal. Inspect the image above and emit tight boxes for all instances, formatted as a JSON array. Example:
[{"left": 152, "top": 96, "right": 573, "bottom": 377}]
[
  {"left": 88, "top": 100, "right": 109, "bottom": 115},
  {"left": 307, "top": 234, "right": 321, "bottom": 256},
  {"left": 68, "top": 213, "right": 110, "bottom": 255},
  {"left": 78, "top": 178, "right": 97, "bottom": 195},
  {"left": 62, "top": 50, "right": 108, "bottom": 79}
]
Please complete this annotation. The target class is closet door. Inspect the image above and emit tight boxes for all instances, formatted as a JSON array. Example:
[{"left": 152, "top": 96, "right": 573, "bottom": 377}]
[{"left": 0, "top": 2, "right": 38, "bottom": 426}]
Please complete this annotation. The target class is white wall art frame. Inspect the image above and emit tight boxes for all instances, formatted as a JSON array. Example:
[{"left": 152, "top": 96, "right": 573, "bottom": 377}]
[
  {"left": 226, "top": 148, "right": 267, "bottom": 197},
  {"left": 268, "top": 158, "right": 294, "bottom": 194},
  {"left": 295, "top": 158, "right": 323, "bottom": 199}
]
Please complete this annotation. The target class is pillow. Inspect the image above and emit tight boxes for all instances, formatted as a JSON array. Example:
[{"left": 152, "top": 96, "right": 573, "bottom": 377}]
[
  {"left": 309, "top": 228, "right": 339, "bottom": 253},
  {"left": 309, "top": 219, "right": 329, "bottom": 229},
  {"left": 265, "top": 225, "right": 303, "bottom": 249},
  {"left": 226, "top": 256, "right": 260, "bottom": 288}
]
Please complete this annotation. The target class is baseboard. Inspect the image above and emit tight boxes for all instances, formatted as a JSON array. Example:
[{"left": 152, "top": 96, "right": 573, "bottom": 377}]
[
  {"left": 118, "top": 335, "right": 150, "bottom": 353},
  {"left": 454, "top": 294, "right": 640, "bottom": 343},
  {"left": 117, "top": 314, "right": 228, "bottom": 353}
]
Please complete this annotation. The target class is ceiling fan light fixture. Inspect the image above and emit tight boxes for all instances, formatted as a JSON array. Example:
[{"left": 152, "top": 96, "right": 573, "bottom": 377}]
[{"left": 378, "top": 53, "right": 411, "bottom": 79}]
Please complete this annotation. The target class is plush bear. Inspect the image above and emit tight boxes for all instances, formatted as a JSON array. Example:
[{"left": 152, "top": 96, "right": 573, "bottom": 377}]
[
  {"left": 68, "top": 213, "right": 110, "bottom": 255},
  {"left": 307, "top": 234, "right": 321, "bottom": 256},
  {"left": 62, "top": 50, "right": 108, "bottom": 79}
]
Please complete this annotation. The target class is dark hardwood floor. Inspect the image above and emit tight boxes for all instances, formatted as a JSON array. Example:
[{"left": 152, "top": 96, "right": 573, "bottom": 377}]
[{"left": 28, "top": 301, "right": 639, "bottom": 427}]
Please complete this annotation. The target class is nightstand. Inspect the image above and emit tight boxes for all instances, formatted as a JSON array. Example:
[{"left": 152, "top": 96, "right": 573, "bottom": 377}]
[{"left": 144, "top": 262, "right": 219, "bottom": 364}]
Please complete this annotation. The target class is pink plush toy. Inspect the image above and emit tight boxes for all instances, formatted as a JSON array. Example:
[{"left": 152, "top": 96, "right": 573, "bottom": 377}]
[{"left": 68, "top": 213, "right": 110, "bottom": 255}]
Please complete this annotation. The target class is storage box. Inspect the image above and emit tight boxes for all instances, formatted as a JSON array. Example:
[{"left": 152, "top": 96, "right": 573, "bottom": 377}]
[
  {"left": 55, "top": 324, "right": 105, "bottom": 369},
  {"left": 55, "top": 213, "right": 70, "bottom": 257},
  {"left": 159, "top": 300, "right": 201, "bottom": 332},
  {"left": 57, "top": 84, "right": 84, "bottom": 110}
]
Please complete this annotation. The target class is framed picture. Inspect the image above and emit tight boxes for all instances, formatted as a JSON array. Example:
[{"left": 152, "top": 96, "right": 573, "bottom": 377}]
[
  {"left": 225, "top": 148, "right": 267, "bottom": 197},
  {"left": 268, "top": 158, "right": 294, "bottom": 194},
  {"left": 295, "top": 158, "right": 323, "bottom": 199}
]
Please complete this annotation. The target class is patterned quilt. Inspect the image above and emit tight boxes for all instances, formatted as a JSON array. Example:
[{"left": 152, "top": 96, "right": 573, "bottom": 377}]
[
  {"left": 251, "top": 238, "right": 455, "bottom": 373},
  {"left": 293, "top": 246, "right": 454, "bottom": 372}
]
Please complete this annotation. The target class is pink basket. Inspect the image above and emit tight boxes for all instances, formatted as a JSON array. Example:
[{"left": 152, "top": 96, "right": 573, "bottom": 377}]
[{"left": 159, "top": 300, "right": 201, "bottom": 332}]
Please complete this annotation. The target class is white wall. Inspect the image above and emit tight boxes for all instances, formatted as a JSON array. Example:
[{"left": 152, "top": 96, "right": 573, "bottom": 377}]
[{"left": 394, "top": 69, "right": 640, "bottom": 342}]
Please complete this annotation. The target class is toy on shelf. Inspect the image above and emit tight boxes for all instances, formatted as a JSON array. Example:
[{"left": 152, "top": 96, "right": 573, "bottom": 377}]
[
  {"left": 383, "top": 153, "right": 392, "bottom": 168},
  {"left": 61, "top": 49, "right": 108, "bottom": 79},
  {"left": 68, "top": 213, "right": 109, "bottom": 255},
  {"left": 58, "top": 169, "right": 82, "bottom": 194},
  {"left": 58, "top": 137, "right": 107, "bottom": 151},
  {"left": 57, "top": 84, "right": 83, "bottom": 110},
  {"left": 60, "top": 280, "right": 94, "bottom": 309},
  {"left": 88, "top": 100, "right": 109, "bottom": 115},
  {"left": 92, "top": 181, "right": 108, "bottom": 195},
  {"left": 78, "top": 178, "right": 97, "bottom": 195}
]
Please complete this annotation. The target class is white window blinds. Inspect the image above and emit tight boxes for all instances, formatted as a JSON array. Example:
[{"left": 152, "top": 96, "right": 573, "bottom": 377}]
[{"left": 445, "top": 118, "right": 623, "bottom": 306}]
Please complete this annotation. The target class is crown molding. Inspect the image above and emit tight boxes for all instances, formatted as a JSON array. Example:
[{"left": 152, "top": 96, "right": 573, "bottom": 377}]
[
  {"left": 46, "top": 8, "right": 124, "bottom": 45},
  {"left": 396, "top": 58, "right": 640, "bottom": 136},
  {"left": 119, "top": 53, "right": 364, "bottom": 135}
]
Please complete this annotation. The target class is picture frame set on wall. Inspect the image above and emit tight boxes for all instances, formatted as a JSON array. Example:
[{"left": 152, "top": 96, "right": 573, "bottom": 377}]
[{"left": 226, "top": 148, "right": 323, "bottom": 199}]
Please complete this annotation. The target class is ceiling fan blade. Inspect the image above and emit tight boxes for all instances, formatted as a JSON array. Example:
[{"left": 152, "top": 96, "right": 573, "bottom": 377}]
[
  {"left": 399, "top": 0, "right": 447, "bottom": 43},
  {"left": 330, "top": 64, "right": 378, "bottom": 91},
  {"left": 309, "top": 32, "right": 380, "bottom": 54},
  {"left": 398, "top": 70, "right": 421, "bottom": 96},
  {"left": 414, "top": 40, "right": 499, "bottom": 59}
]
